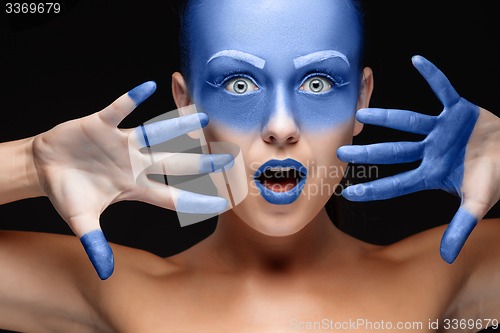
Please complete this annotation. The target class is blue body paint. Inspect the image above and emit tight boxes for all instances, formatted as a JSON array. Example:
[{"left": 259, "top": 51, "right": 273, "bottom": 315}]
[
  {"left": 185, "top": 0, "right": 363, "bottom": 132},
  {"left": 134, "top": 113, "right": 209, "bottom": 148},
  {"left": 337, "top": 56, "right": 481, "bottom": 263},
  {"left": 80, "top": 230, "right": 114, "bottom": 280},
  {"left": 140, "top": 125, "right": 151, "bottom": 147},
  {"left": 254, "top": 159, "right": 308, "bottom": 205},
  {"left": 128, "top": 81, "right": 157, "bottom": 106},
  {"left": 200, "top": 154, "right": 234, "bottom": 173},
  {"left": 175, "top": 191, "right": 228, "bottom": 214},
  {"left": 199, "top": 154, "right": 234, "bottom": 174},
  {"left": 440, "top": 207, "right": 477, "bottom": 264},
  {"left": 338, "top": 56, "right": 479, "bottom": 200}
]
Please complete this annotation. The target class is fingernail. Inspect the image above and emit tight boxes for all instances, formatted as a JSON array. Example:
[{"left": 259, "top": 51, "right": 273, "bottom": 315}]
[
  {"left": 128, "top": 81, "right": 157, "bottom": 106},
  {"left": 80, "top": 230, "right": 114, "bottom": 280}
]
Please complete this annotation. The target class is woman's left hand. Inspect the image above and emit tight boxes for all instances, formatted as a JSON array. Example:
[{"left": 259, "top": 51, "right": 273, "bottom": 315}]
[{"left": 337, "top": 55, "right": 500, "bottom": 264}]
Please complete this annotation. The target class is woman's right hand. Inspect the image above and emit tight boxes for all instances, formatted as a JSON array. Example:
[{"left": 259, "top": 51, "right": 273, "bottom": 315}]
[{"left": 32, "top": 81, "right": 233, "bottom": 280}]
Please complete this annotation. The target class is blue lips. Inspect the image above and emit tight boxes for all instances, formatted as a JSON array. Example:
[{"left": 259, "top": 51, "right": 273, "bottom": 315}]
[{"left": 254, "top": 158, "right": 308, "bottom": 205}]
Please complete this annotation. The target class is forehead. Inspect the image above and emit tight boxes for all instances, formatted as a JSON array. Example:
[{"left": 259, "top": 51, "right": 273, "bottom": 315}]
[{"left": 187, "top": 0, "right": 362, "bottom": 66}]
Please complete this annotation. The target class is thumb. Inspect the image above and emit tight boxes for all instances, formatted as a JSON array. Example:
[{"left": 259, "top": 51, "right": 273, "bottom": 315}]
[
  {"left": 440, "top": 206, "right": 478, "bottom": 264},
  {"left": 69, "top": 215, "right": 114, "bottom": 280}
]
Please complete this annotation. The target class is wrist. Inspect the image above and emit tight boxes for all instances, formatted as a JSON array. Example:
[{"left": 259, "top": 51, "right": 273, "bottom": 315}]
[
  {"left": 0, "top": 137, "right": 45, "bottom": 204},
  {"left": 25, "top": 136, "right": 45, "bottom": 199}
]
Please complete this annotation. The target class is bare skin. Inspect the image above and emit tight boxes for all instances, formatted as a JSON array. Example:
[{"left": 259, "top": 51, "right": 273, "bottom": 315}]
[
  {"left": 0, "top": 211, "right": 499, "bottom": 333},
  {"left": 1, "top": 33, "right": 499, "bottom": 333},
  {"left": 1, "top": 71, "right": 499, "bottom": 333}
]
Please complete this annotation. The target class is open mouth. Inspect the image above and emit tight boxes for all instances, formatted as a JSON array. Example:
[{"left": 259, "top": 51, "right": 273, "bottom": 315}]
[
  {"left": 254, "top": 159, "right": 308, "bottom": 205},
  {"left": 256, "top": 166, "right": 306, "bottom": 192}
]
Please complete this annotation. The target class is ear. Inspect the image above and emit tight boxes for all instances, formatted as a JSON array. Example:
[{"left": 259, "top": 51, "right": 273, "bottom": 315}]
[
  {"left": 172, "top": 72, "right": 191, "bottom": 109},
  {"left": 172, "top": 72, "right": 204, "bottom": 140},
  {"left": 354, "top": 67, "right": 374, "bottom": 136}
]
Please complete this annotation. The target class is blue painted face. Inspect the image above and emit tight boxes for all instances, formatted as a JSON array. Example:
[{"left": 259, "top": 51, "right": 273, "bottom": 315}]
[{"left": 186, "top": 0, "right": 363, "bottom": 132}]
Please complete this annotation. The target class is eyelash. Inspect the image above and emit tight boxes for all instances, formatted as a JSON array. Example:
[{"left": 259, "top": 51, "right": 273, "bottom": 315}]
[
  {"left": 301, "top": 70, "right": 346, "bottom": 88},
  {"left": 211, "top": 72, "right": 258, "bottom": 88},
  {"left": 208, "top": 70, "right": 347, "bottom": 90}
]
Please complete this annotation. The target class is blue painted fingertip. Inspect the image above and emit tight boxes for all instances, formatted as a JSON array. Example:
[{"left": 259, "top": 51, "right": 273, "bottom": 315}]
[
  {"left": 199, "top": 154, "right": 234, "bottom": 173},
  {"left": 341, "top": 184, "right": 366, "bottom": 201},
  {"left": 337, "top": 145, "right": 360, "bottom": 163},
  {"left": 411, "top": 55, "right": 425, "bottom": 67},
  {"left": 336, "top": 145, "right": 349, "bottom": 162},
  {"left": 128, "top": 81, "right": 157, "bottom": 106},
  {"left": 80, "top": 230, "right": 114, "bottom": 280},
  {"left": 135, "top": 112, "right": 210, "bottom": 148},
  {"left": 411, "top": 55, "right": 434, "bottom": 77},
  {"left": 175, "top": 191, "right": 228, "bottom": 214},
  {"left": 198, "top": 112, "right": 209, "bottom": 128},
  {"left": 440, "top": 207, "right": 477, "bottom": 264},
  {"left": 355, "top": 108, "right": 373, "bottom": 123}
]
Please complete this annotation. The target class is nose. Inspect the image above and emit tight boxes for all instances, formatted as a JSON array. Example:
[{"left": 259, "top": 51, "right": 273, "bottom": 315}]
[{"left": 261, "top": 87, "right": 300, "bottom": 146}]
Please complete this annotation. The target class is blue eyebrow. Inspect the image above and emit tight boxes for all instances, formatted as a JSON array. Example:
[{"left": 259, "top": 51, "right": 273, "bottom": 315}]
[
  {"left": 207, "top": 50, "right": 266, "bottom": 69},
  {"left": 293, "top": 50, "right": 350, "bottom": 69}
]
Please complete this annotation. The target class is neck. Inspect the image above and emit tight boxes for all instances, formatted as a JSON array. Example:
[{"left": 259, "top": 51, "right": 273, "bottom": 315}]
[{"left": 204, "top": 208, "right": 344, "bottom": 274}]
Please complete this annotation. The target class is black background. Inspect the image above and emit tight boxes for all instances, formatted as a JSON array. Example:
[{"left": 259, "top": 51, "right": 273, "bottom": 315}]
[{"left": 1, "top": 1, "right": 499, "bottom": 332}]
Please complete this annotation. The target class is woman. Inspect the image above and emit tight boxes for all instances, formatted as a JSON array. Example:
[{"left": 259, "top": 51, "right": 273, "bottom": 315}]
[{"left": 1, "top": 0, "right": 499, "bottom": 332}]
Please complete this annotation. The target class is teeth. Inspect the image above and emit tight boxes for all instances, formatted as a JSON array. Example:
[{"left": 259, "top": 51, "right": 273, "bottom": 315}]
[{"left": 268, "top": 167, "right": 293, "bottom": 172}]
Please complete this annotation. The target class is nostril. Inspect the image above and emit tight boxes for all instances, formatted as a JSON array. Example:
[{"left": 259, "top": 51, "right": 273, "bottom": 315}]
[
  {"left": 264, "top": 134, "right": 277, "bottom": 144},
  {"left": 263, "top": 134, "right": 299, "bottom": 145},
  {"left": 261, "top": 116, "right": 301, "bottom": 145}
]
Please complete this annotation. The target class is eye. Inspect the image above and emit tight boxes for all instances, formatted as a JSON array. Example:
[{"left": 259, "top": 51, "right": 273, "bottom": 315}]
[
  {"left": 300, "top": 76, "right": 333, "bottom": 94},
  {"left": 225, "top": 77, "right": 258, "bottom": 95}
]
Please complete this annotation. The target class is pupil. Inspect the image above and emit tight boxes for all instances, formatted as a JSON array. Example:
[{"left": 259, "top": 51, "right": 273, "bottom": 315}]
[
  {"left": 234, "top": 80, "right": 248, "bottom": 93},
  {"left": 310, "top": 79, "right": 324, "bottom": 92}
]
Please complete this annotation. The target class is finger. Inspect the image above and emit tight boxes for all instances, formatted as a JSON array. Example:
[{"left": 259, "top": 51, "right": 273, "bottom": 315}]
[
  {"left": 99, "top": 81, "right": 157, "bottom": 127},
  {"left": 440, "top": 207, "right": 478, "bottom": 264},
  {"left": 356, "top": 108, "right": 437, "bottom": 135},
  {"left": 133, "top": 113, "right": 209, "bottom": 148},
  {"left": 145, "top": 153, "right": 234, "bottom": 175},
  {"left": 67, "top": 215, "right": 114, "bottom": 280},
  {"left": 337, "top": 141, "right": 424, "bottom": 164},
  {"left": 342, "top": 169, "right": 426, "bottom": 201},
  {"left": 137, "top": 183, "right": 229, "bottom": 214},
  {"left": 412, "top": 55, "right": 460, "bottom": 108}
]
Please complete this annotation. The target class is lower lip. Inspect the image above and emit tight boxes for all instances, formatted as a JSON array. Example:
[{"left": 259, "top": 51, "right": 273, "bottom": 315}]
[{"left": 254, "top": 176, "right": 307, "bottom": 205}]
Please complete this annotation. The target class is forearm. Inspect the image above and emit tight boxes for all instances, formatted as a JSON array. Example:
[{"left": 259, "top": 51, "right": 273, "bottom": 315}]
[{"left": 0, "top": 137, "right": 44, "bottom": 204}]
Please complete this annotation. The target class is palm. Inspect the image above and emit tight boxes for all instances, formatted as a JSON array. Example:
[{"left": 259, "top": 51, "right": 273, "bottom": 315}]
[
  {"left": 29, "top": 81, "right": 232, "bottom": 279},
  {"left": 33, "top": 114, "right": 133, "bottom": 228},
  {"left": 337, "top": 55, "right": 500, "bottom": 263}
]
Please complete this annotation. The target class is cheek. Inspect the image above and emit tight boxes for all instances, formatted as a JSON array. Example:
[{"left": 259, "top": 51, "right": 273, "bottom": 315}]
[
  {"left": 202, "top": 122, "right": 258, "bottom": 151},
  {"left": 196, "top": 87, "right": 268, "bottom": 132},
  {"left": 305, "top": 122, "right": 354, "bottom": 195},
  {"left": 294, "top": 89, "right": 359, "bottom": 131},
  {"left": 195, "top": 84, "right": 359, "bottom": 133}
]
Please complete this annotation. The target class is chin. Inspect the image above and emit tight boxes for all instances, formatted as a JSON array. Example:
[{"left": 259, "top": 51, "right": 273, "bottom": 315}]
[
  {"left": 251, "top": 215, "right": 308, "bottom": 237},
  {"left": 230, "top": 195, "right": 317, "bottom": 237}
]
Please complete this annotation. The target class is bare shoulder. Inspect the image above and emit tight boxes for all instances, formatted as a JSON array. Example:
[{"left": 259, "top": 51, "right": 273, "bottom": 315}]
[
  {"left": 376, "top": 217, "right": 500, "bottom": 263},
  {"left": 370, "top": 218, "right": 500, "bottom": 320},
  {"left": 95, "top": 240, "right": 211, "bottom": 332},
  {"left": 0, "top": 230, "right": 185, "bottom": 333}
]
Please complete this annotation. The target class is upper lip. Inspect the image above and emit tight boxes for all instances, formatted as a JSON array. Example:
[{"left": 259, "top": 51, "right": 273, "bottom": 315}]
[{"left": 254, "top": 158, "right": 308, "bottom": 180}]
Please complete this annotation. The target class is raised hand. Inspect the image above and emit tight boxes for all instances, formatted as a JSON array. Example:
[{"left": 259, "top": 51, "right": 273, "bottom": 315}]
[
  {"left": 32, "top": 81, "right": 233, "bottom": 279},
  {"left": 337, "top": 55, "right": 500, "bottom": 264}
]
